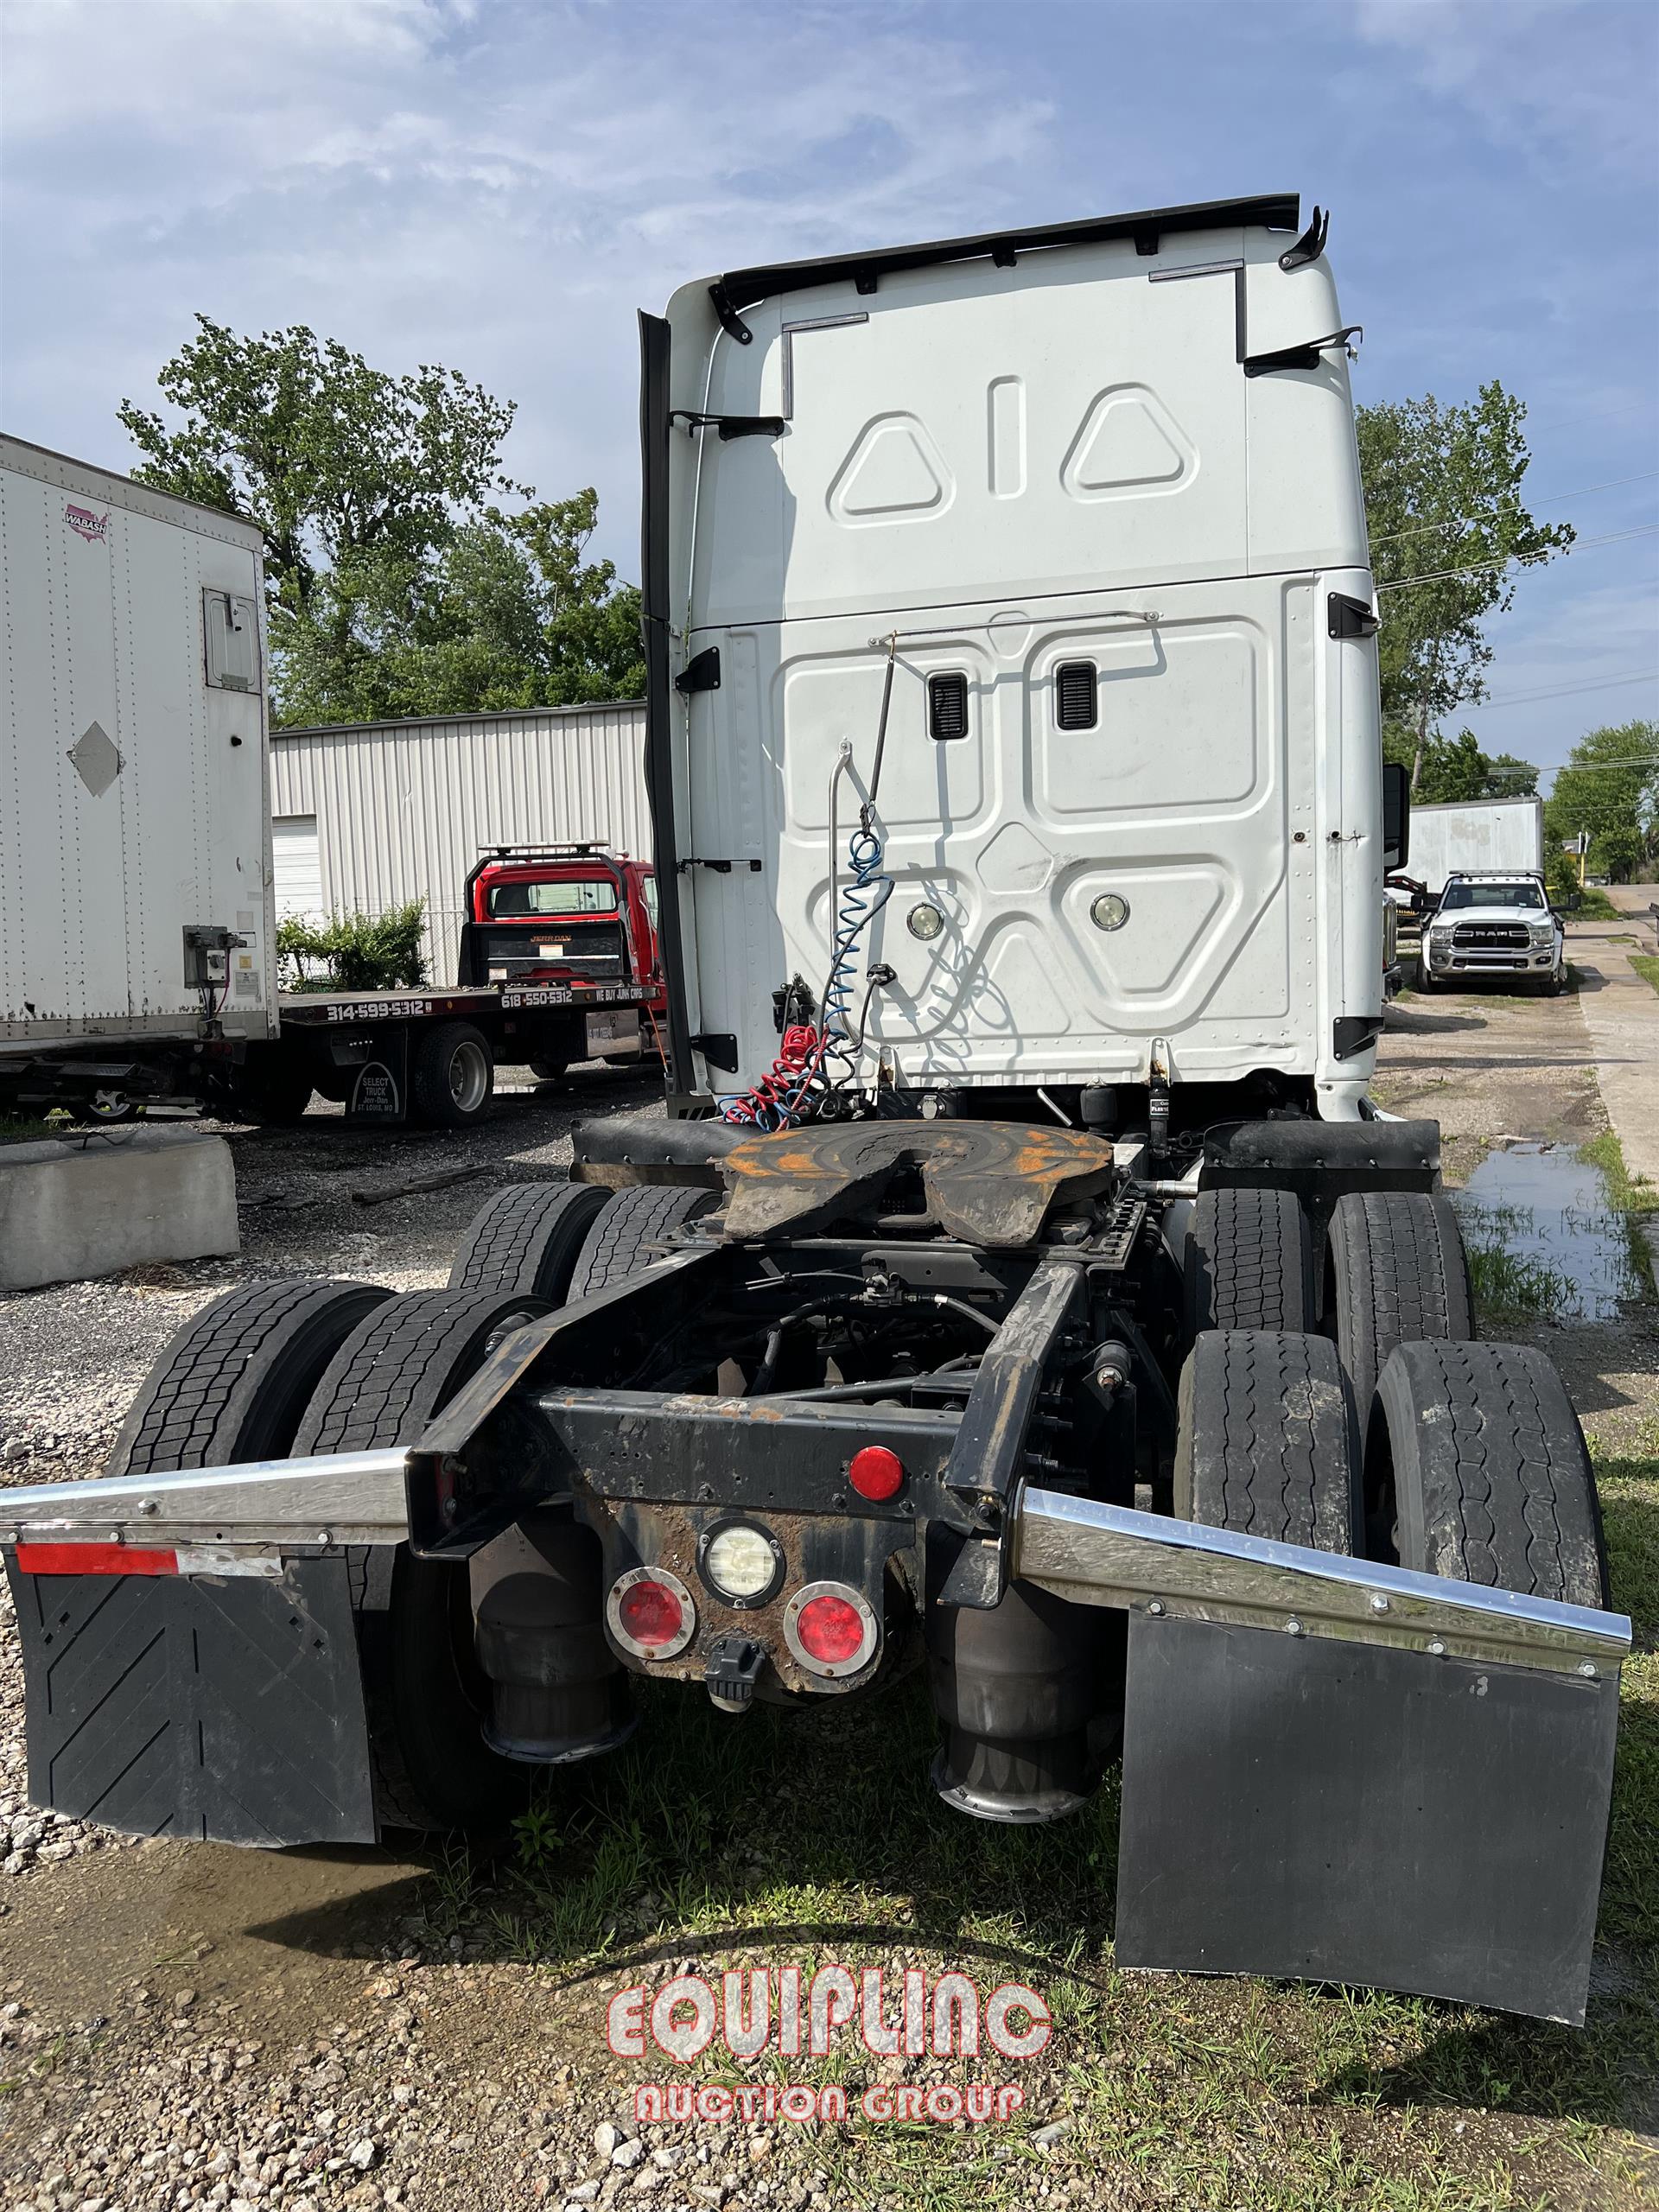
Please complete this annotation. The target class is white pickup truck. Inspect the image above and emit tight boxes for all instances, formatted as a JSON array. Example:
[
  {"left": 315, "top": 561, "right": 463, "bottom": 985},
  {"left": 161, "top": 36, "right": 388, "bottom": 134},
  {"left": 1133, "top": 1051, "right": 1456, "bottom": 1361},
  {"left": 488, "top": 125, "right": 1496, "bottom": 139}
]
[{"left": 1419, "top": 870, "right": 1566, "bottom": 995}]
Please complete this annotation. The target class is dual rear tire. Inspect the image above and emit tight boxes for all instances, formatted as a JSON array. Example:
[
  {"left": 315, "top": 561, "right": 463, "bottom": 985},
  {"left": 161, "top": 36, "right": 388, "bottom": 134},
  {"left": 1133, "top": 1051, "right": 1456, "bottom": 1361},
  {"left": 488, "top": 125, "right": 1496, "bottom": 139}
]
[
  {"left": 1176, "top": 1324, "right": 1607, "bottom": 1607},
  {"left": 107, "top": 1182, "right": 721, "bottom": 1835},
  {"left": 107, "top": 1276, "right": 550, "bottom": 1834},
  {"left": 1179, "top": 1184, "right": 1605, "bottom": 1606}
]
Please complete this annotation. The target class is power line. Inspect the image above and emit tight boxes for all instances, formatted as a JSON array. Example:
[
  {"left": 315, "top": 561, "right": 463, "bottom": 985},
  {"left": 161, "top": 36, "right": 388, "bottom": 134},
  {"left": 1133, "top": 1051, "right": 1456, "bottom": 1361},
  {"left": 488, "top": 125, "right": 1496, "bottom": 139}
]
[
  {"left": 1368, "top": 470, "right": 1659, "bottom": 550},
  {"left": 1545, "top": 754, "right": 1659, "bottom": 773},
  {"left": 1467, "top": 670, "right": 1659, "bottom": 712},
  {"left": 1374, "top": 524, "right": 1659, "bottom": 594}
]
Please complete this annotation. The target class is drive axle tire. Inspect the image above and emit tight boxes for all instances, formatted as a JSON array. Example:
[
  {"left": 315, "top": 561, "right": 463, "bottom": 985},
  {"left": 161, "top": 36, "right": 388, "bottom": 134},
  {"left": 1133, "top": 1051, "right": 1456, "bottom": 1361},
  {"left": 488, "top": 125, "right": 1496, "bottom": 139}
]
[
  {"left": 106, "top": 1277, "right": 393, "bottom": 1476},
  {"left": 293, "top": 1287, "right": 547, "bottom": 1457},
  {"left": 448, "top": 1180, "right": 611, "bottom": 1302},
  {"left": 566, "top": 1184, "right": 719, "bottom": 1300},
  {"left": 1185, "top": 1187, "right": 1315, "bottom": 1338},
  {"left": 1173, "top": 1329, "right": 1361, "bottom": 1554},
  {"left": 410, "top": 1020, "right": 493, "bottom": 1129},
  {"left": 1325, "top": 1191, "right": 1474, "bottom": 1421},
  {"left": 294, "top": 1288, "right": 552, "bottom": 1833},
  {"left": 1368, "top": 1339, "right": 1610, "bottom": 1606},
  {"left": 530, "top": 1058, "right": 569, "bottom": 1083}
]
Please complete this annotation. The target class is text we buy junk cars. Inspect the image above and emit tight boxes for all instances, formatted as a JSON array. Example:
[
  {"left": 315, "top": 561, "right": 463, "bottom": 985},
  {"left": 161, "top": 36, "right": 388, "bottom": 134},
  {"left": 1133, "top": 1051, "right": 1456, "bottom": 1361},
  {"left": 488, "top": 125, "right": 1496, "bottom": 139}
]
[{"left": 610, "top": 1966, "right": 1052, "bottom": 2126}]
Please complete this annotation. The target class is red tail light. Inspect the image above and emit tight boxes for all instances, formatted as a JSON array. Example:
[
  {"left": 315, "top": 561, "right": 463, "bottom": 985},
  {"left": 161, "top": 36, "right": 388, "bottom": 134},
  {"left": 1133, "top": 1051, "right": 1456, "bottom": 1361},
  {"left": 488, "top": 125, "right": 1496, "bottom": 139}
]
[
  {"left": 795, "top": 1594, "right": 864, "bottom": 1662},
  {"left": 607, "top": 1566, "right": 696, "bottom": 1660},
  {"left": 784, "top": 1580, "right": 879, "bottom": 1678},
  {"left": 620, "top": 1580, "right": 682, "bottom": 1646}
]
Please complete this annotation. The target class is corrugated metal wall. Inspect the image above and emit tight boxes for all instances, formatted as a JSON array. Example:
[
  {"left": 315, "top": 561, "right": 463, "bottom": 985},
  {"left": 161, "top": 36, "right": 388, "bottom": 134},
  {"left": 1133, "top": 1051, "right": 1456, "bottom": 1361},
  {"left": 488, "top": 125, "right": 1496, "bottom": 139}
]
[{"left": 270, "top": 702, "right": 650, "bottom": 982}]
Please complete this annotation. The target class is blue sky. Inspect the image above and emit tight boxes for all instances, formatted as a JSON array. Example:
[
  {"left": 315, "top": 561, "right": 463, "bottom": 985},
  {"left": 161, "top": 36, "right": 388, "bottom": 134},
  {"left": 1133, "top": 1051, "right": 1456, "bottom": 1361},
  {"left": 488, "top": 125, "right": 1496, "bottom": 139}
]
[{"left": 3, "top": 0, "right": 1656, "bottom": 779}]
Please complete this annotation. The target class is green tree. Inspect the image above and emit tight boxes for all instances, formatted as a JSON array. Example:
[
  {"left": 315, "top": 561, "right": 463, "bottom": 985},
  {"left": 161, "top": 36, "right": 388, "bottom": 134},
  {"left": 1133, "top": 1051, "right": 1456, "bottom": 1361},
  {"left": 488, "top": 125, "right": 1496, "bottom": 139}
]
[
  {"left": 1357, "top": 384, "right": 1573, "bottom": 790},
  {"left": 1545, "top": 720, "right": 1659, "bottom": 881},
  {"left": 276, "top": 493, "right": 644, "bottom": 726},
  {"left": 119, "top": 320, "right": 641, "bottom": 722},
  {"left": 1382, "top": 725, "right": 1539, "bottom": 804}
]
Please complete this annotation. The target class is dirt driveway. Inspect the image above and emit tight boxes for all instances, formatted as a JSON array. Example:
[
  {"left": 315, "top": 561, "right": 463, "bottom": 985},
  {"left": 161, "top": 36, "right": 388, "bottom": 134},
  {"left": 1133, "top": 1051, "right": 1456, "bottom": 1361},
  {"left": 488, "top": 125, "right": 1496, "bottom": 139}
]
[{"left": 1, "top": 987, "right": 1656, "bottom": 2212}]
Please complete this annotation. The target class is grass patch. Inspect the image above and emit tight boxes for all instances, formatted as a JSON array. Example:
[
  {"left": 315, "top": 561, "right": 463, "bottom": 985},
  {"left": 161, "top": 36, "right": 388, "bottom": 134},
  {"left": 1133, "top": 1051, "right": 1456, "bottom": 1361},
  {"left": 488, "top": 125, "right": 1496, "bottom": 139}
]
[
  {"left": 1464, "top": 1237, "right": 1579, "bottom": 1326},
  {"left": 404, "top": 1441, "right": 1659, "bottom": 2211},
  {"left": 1632, "top": 954, "right": 1659, "bottom": 1000},
  {"left": 1581, "top": 1133, "right": 1659, "bottom": 1217},
  {"left": 1570, "top": 887, "right": 1622, "bottom": 922},
  {"left": 0, "top": 1116, "right": 61, "bottom": 1144}
]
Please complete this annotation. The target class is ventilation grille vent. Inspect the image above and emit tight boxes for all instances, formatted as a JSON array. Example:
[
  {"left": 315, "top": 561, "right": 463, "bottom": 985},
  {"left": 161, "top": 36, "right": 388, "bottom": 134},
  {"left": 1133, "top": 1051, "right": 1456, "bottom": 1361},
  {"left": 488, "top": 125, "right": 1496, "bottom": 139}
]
[
  {"left": 928, "top": 672, "right": 969, "bottom": 741},
  {"left": 1056, "top": 662, "right": 1097, "bottom": 731}
]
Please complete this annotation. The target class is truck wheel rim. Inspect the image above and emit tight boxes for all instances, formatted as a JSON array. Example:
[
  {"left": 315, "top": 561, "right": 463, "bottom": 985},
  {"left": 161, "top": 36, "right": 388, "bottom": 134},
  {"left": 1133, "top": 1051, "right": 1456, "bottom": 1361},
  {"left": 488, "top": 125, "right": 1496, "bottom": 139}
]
[{"left": 448, "top": 1040, "right": 489, "bottom": 1113}]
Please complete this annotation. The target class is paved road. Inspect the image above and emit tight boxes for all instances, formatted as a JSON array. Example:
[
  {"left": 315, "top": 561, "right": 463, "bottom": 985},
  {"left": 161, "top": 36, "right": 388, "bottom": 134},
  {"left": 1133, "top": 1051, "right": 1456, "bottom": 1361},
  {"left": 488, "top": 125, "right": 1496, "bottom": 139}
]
[{"left": 1574, "top": 887, "right": 1659, "bottom": 1188}]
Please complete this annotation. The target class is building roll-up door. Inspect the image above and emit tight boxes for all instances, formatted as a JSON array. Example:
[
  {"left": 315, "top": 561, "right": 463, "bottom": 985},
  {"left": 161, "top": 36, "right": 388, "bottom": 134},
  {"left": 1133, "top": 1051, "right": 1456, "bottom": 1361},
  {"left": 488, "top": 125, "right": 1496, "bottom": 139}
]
[{"left": 271, "top": 815, "right": 322, "bottom": 921}]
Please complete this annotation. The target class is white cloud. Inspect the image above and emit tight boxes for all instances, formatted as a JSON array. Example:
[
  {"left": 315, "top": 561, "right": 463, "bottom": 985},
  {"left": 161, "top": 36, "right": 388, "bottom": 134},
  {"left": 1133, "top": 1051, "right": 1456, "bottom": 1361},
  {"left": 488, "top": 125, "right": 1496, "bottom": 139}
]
[
  {"left": 0, "top": 1, "right": 1057, "bottom": 563},
  {"left": 1354, "top": 0, "right": 1657, "bottom": 179}
]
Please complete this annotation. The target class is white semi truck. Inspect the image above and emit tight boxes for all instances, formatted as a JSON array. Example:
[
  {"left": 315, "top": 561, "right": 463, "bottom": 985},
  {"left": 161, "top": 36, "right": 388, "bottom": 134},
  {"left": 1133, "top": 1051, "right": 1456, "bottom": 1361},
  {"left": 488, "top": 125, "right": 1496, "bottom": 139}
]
[
  {"left": 1, "top": 198, "right": 1624, "bottom": 2025},
  {"left": 0, "top": 435, "right": 658, "bottom": 1125}
]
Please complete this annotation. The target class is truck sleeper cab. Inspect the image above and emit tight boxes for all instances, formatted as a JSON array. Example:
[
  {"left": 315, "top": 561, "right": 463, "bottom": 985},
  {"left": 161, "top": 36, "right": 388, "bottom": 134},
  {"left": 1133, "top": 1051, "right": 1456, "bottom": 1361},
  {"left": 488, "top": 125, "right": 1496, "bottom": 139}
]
[{"left": 0, "top": 198, "right": 1626, "bottom": 2030}]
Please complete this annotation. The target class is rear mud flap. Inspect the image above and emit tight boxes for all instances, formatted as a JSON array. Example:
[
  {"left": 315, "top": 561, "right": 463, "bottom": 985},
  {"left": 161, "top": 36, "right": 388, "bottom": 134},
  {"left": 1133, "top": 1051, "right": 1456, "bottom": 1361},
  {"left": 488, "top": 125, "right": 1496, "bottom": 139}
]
[
  {"left": 1116, "top": 1615, "right": 1618, "bottom": 2024},
  {"left": 4, "top": 1556, "right": 376, "bottom": 1847}
]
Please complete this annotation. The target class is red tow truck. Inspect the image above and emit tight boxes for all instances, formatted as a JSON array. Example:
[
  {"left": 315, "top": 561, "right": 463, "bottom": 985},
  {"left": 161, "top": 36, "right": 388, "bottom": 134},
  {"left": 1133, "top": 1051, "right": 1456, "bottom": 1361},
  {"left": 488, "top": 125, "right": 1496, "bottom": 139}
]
[{"left": 456, "top": 843, "right": 665, "bottom": 1080}]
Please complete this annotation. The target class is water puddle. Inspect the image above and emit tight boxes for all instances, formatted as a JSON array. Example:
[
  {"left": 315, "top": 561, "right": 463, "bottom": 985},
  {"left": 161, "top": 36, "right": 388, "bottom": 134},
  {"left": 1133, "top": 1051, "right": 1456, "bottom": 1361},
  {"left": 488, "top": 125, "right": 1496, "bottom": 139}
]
[{"left": 1452, "top": 1141, "right": 1652, "bottom": 1320}]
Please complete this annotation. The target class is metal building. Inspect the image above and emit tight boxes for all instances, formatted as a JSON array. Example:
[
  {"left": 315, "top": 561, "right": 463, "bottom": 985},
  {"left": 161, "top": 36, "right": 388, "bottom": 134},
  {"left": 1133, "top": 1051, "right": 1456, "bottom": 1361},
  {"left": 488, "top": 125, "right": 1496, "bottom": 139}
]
[{"left": 269, "top": 701, "right": 650, "bottom": 984}]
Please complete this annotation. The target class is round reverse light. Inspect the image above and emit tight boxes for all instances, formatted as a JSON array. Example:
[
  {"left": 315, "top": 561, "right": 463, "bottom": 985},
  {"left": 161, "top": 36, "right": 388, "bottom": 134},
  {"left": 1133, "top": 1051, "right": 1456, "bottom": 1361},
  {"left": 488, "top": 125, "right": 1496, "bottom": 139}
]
[
  {"left": 1090, "top": 893, "right": 1129, "bottom": 932},
  {"left": 608, "top": 1566, "right": 696, "bottom": 1660},
  {"left": 700, "top": 1521, "right": 784, "bottom": 1607},
  {"left": 784, "top": 1580, "right": 879, "bottom": 1678},
  {"left": 907, "top": 901, "right": 944, "bottom": 942},
  {"left": 849, "top": 1446, "right": 904, "bottom": 1502}
]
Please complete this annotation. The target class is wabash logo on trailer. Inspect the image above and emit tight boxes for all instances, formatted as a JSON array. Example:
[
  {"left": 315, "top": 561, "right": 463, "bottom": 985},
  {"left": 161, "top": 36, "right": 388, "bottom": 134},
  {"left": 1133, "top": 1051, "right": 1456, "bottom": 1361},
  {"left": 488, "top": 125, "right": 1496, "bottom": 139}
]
[{"left": 64, "top": 500, "right": 110, "bottom": 544}]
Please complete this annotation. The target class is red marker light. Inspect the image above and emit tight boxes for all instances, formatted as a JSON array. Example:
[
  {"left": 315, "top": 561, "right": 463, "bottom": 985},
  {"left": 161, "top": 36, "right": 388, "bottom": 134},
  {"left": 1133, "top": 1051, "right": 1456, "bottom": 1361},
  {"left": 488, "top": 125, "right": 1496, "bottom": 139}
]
[
  {"left": 15, "top": 1543, "right": 177, "bottom": 1577},
  {"left": 849, "top": 1446, "right": 904, "bottom": 1502},
  {"left": 616, "top": 1578, "right": 684, "bottom": 1649},
  {"left": 793, "top": 1593, "right": 867, "bottom": 1667}
]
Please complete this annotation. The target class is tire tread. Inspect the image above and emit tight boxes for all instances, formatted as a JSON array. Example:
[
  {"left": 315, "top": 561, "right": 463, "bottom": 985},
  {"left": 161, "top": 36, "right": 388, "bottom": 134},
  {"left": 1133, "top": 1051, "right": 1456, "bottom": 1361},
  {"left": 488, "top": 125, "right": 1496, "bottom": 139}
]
[
  {"left": 1376, "top": 1338, "right": 1608, "bottom": 1605},
  {"left": 1328, "top": 1192, "right": 1474, "bottom": 1417},
  {"left": 1186, "top": 1187, "right": 1314, "bottom": 1337},
  {"left": 107, "top": 1277, "right": 391, "bottom": 1476},
  {"left": 567, "top": 1185, "right": 718, "bottom": 1300},
  {"left": 1174, "top": 1328, "right": 1360, "bottom": 1553},
  {"left": 447, "top": 1181, "right": 609, "bottom": 1300}
]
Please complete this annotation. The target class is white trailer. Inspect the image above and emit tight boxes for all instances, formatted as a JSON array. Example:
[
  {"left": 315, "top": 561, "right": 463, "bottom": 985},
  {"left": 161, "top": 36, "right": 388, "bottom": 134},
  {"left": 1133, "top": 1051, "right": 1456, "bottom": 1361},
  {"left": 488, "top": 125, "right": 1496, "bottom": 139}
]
[
  {"left": 0, "top": 435, "right": 277, "bottom": 1076},
  {"left": 1404, "top": 796, "right": 1545, "bottom": 896}
]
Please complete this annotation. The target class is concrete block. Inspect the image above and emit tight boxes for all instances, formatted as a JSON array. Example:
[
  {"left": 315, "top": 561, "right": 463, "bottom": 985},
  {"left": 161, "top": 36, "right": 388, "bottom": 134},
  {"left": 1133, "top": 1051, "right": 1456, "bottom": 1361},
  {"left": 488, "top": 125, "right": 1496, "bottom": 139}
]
[{"left": 0, "top": 1128, "right": 238, "bottom": 1289}]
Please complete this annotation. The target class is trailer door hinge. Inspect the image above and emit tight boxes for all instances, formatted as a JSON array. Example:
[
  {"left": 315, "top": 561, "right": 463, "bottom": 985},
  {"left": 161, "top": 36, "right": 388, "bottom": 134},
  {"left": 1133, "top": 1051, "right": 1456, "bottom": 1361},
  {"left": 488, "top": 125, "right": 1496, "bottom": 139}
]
[
  {"left": 691, "top": 1032, "right": 740, "bottom": 1071},
  {"left": 670, "top": 412, "right": 787, "bottom": 441},
  {"left": 675, "top": 647, "right": 721, "bottom": 695},
  {"left": 1243, "top": 325, "right": 1362, "bottom": 376},
  {"left": 678, "top": 856, "right": 763, "bottom": 874},
  {"left": 1327, "top": 592, "right": 1381, "bottom": 640}
]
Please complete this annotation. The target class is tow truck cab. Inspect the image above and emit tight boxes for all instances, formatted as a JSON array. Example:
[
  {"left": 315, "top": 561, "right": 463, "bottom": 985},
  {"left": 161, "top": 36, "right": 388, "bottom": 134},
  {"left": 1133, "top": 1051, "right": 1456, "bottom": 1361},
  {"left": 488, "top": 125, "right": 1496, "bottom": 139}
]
[
  {"left": 457, "top": 845, "right": 664, "bottom": 1071},
  {"left": 461, "top": 845, "right": 660, "bottom": 991}
]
